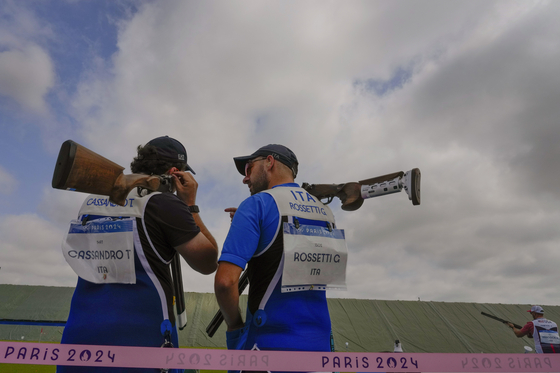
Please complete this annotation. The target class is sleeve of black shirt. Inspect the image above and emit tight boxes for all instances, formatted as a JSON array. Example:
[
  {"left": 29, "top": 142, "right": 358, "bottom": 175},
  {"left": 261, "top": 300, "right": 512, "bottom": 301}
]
[{"left": 143, "top": 193, "right": 201, "bottom": 255}]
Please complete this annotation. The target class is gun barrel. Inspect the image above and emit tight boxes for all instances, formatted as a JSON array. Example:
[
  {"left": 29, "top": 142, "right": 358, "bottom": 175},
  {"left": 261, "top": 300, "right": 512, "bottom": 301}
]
[
  {"left": 171, "top": 255, "right": 186, "bottom": 330},
  {"left": 481, "top": 312, "right": 523, "bottom": 329}
]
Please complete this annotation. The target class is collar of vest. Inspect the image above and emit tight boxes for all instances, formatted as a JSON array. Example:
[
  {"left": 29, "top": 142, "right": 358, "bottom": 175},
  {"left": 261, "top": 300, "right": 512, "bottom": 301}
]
[{"left": 263, "top": 186, "right": 335, "bottom": 223}]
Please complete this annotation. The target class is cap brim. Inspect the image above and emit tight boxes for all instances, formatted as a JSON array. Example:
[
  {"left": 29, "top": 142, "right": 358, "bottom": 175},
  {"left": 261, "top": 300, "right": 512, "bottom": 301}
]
[
  {"left": 233, "top": 155, "right": 255, "bottom": 176},
  {"left": 186, "top": 164, "right": 196, "bottom": 175}
]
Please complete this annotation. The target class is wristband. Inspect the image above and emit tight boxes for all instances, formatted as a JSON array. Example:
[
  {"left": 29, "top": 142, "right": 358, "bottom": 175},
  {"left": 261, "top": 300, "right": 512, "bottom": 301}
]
[{"left": 189, "top": 205, "right": 200, "bottom": 213}]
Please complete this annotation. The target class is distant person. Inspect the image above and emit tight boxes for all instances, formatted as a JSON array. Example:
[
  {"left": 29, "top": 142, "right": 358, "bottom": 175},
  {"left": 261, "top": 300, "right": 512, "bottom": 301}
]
[
  {"left": 508, "top": 305, "right": 560, "bottom": 353},
  {"left": 214, "top": 144, "right": 347, "bottom": 369},
  {"left": 58, "top": 136, "right": 219, "bottom": 373}
]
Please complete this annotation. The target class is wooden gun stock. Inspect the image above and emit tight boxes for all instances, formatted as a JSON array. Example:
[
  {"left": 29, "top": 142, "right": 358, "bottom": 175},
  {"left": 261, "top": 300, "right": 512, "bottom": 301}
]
[
  {"left": 52, "top": 140, "right": 170, "bottom": 206},
  {"left": 206, "top": 270, "right": 250, "bottom": 338},
  {"left": 302, "top": 168, "right": 421, "bottom": 211}
]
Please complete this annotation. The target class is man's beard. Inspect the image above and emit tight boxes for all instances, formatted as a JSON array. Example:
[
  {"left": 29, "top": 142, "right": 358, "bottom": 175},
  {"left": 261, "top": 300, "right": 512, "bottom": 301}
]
[{"left": 250, "top": 169, "right": 269, "bottom": 195}]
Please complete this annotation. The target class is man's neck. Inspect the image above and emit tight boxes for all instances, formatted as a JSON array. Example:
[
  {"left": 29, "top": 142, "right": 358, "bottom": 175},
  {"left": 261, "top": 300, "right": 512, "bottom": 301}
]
[{"left": 268, "top": 175, "right": 295, "bottom": 189}]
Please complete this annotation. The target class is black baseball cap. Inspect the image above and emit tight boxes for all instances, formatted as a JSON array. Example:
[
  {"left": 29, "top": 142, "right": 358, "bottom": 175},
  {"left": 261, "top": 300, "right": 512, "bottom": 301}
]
[
  {"left": 145, "top": 136, "right": 195, "bottom": 174},
  {"left": 233, "top": 144, "right": 298, "bottom": 178}
]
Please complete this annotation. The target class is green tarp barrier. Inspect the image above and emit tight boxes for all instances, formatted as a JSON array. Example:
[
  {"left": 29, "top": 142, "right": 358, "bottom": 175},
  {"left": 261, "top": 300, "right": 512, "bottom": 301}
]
[{"left": 1, "top": 284, "right": 557, "bottom": 353}]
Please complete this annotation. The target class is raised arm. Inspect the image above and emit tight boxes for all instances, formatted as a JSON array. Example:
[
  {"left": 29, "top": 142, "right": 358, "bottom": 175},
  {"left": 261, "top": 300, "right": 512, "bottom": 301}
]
[{"left": 172, "top": 170, "right": 218, "bottom": 274}]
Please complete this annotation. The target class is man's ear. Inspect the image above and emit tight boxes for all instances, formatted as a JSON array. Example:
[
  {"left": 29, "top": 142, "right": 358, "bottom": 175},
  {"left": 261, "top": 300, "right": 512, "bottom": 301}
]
[
  {"left": 265, "top": 155, "right": 275, "bottom": 170},
  {"left": 168, "top": 167, "right": 179, "bottom": 174}
]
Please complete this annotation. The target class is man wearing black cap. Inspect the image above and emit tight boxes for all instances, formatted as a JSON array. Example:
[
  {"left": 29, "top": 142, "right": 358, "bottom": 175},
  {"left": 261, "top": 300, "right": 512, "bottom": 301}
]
[
  {"left": 59, "top": 136, "right": 218, "bottom": 373},
  {"left": 215, "top": 144, "right": 346, "bottom": 364},
  {"left": 508, "top": 305, "right": 560, "bottom": 353}
]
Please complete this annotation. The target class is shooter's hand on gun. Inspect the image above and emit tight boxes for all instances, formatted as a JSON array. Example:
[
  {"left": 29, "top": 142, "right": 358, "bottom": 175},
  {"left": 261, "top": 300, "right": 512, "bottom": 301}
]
[{"left": 172, "top": 168, "right": 198, "bottom": 206}]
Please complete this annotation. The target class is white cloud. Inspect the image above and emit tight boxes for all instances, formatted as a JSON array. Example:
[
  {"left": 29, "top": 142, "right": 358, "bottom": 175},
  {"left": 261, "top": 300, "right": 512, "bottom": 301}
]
[
  {"left": 0, "top": 1, "right": 55, "bottom": 114},
  {"left": 0, "top": 213, "right": 76, "bottom": 287},
  {"left": 4, "top": 1, "right": 560, "bottom": 306},
  {"left": 0, "top": 44, "right": 55, "bottom": 113},
  {"left": 62, "top": 1, "right": 560, "bottom": 305}
]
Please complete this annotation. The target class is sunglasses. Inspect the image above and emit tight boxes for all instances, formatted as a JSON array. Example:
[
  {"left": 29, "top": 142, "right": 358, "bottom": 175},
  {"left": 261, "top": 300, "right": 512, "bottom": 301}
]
[{"left": 244, "top": 157, "right": 267, "bottom": 176}]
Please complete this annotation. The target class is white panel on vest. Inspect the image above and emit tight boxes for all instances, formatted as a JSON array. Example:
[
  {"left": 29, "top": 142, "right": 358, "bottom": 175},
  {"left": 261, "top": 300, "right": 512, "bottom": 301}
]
[
  {"left": 263, "top": 187, "right": 335, "bottom": 223},
  {"left": 281, "top": 222, "right": 347, "bottom": 292},
  {"left": 62, "top": 217, "right": 136, "bottom": 284},
  {"left": 539, "top": 330, "right": 560, "bottom": 345}
]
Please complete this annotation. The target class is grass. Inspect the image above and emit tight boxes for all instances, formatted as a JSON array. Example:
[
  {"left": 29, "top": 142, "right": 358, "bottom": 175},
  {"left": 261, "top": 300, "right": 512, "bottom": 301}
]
[{"left": 0, "top": 364, "right": 55, "bottom": 373}]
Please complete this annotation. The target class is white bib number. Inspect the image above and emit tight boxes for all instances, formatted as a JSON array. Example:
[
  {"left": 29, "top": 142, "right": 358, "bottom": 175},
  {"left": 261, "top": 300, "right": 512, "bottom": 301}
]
[
  {"left": 62, "top": 218, "right": 136, "bottom": 284},
  {"left": 282, "top": 222, "right": 347, "bottom": 292},
  {"left": 539, "top": 330, "right": 560, "bottom": 345}
]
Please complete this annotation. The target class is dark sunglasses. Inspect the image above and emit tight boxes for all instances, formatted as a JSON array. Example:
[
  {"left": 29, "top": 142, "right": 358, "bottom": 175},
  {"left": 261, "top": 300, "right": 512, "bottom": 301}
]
[{"left": 244, "top": 157, "right": 267, "bottom": 176}]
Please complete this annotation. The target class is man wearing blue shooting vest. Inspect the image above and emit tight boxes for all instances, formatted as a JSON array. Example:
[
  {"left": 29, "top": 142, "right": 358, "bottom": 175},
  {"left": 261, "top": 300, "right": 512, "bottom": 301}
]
[
  {"left": 215, "top": 144, "right": 348, "bottom": 372},
  {"left": 58, "top": 136, "right": 219, "bottom": 373}
]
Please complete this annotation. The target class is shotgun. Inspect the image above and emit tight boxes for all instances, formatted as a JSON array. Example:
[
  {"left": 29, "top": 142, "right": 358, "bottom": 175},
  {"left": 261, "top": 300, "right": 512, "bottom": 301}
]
[
  {"left": 52, "top": 139, "right": 186, "bottom": 329},
  {"left": 302, "top": 168, "right": 421, "bottom": 211},
  {"left": 206, "top": 270, "right": 249, "bottom": 337},
  {"left": 52, "top": 140, "right": 173, "bottom": 206},
  {"left": 481, "top": 312, "right": 531, "bottom": 337}
]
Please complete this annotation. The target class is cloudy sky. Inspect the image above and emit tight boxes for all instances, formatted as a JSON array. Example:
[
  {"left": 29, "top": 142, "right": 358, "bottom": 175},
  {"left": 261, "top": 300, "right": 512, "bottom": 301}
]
[{"left": 1, "top": 0, "right": 559, "bottom": 307}]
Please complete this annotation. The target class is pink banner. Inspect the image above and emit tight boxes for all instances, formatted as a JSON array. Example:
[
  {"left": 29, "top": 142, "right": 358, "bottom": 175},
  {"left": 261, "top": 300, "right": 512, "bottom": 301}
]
[{"left": 2, "top": 341, "right": 560, "bottom": 372}]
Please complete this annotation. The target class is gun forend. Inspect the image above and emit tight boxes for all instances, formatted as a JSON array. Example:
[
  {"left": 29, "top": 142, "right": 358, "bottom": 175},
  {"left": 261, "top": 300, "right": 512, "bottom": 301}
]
[{"left": 52, "top": 140, "right": 169, "bottom": 206}]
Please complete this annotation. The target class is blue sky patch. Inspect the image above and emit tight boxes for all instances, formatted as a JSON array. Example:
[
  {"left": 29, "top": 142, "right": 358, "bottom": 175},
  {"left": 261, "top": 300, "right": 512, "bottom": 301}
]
[{"left": 354, "top": 66, "right": 413, "bottom": 96}]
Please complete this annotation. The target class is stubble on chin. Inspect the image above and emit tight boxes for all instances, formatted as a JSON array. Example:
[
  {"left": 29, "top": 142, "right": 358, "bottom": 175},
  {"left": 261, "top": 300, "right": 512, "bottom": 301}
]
[{"left": 250, "top": 172, "right": 269, "bottom": 195}]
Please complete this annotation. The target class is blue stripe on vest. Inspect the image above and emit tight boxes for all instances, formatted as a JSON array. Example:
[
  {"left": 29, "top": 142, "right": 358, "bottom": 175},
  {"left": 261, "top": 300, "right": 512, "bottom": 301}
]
[
  {"left": 283, "top": 223, "right": 345, "bottom": 239},
  {"left": 68, "top": 220, "right": 134, "bottom": 234}
]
